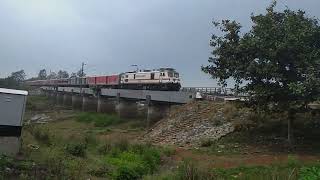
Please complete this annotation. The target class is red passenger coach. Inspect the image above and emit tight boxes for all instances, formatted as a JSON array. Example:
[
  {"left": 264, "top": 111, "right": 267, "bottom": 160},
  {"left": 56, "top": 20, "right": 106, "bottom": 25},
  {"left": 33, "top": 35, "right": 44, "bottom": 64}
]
[
  {"left": 87, "top": 77, "right": 96, "bottom": 85},
  {"left": 96, "top": 76, "right": 108, "bottom": 85},
  {"left": 107, "top": 75, "right": 120, "bottom": 85}
]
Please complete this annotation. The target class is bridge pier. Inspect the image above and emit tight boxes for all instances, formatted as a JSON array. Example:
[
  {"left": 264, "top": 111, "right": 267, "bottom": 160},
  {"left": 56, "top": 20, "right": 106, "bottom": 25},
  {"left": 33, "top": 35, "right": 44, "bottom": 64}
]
[
  {"left": 82, "top": 95, "right": 97, "bottom": 112},
  {"left": 56, "top": 93, "right": 64, "bottom": 105},
  {"left": 116, "top": 100, "right": 138, "bottom": 119},
  {"left": 63, "top": 94, "right": 72, "bottom": 106},
  {"left": 96, "top": 96, "right": 116, "bottom": 113},
  {"left": 72, "top": 94, "right": 82, "bottom": 110}
]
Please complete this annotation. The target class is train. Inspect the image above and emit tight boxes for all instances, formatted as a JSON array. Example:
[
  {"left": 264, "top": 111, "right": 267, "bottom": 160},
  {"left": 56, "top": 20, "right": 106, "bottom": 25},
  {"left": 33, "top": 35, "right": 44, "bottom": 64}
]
[{"left": 27, "top": 68, "right": 181, "bottom": 91}]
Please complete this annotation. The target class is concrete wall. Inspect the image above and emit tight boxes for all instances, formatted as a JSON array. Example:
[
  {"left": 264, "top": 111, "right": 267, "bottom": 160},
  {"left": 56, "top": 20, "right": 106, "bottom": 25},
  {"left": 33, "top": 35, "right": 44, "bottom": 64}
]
[{"left": 0, "top": 137, "right": 20, "bottom": 155}]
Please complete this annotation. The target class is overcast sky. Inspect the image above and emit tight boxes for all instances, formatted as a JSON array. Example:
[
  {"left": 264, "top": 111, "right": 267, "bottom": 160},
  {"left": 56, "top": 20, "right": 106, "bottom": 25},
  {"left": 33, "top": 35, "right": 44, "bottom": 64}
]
[{"left": 0, "top": 0, "right": 319, "bottom": 86}]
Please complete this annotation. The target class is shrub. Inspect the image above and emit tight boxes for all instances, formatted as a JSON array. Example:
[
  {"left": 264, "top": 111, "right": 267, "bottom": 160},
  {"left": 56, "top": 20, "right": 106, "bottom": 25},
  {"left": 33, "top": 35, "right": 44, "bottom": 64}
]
[
  {"left": 98, "top": 141, "right": 113, "bottom": 155},
  {"left": 32, "top": 126, "right": 52, "bottom": 145},
  {"left": 200, "top": 138, "right": 214, "bottom": 147},
  {"left": 108, "top": 152, "right": 146, "bottom": 180},
  {"left": 175, "top": 160, "right": 212, "bottom": 180},
  {"left": 162, "top": 146, "right": 176, "bottom": 156},
  {"left": 287, "top": 155, "right": 300, "bottom": 167},
  {"left": 106, "top": 144, "right": 162, "bottom": 180},
  {"left": 65, "top": 159, "right": 86, "bottom": 179},
  {"left": 141, "top": 148, "right": 161, "bottom": 174},
  {"left": 65, "top": 142, "right": 87, "bottom": 157},
  {"left": 84, "top": 133, "right": 98, "bottom": 147},
  {"left": 43, "top": 148, "right": 67, "bottom": 177},
  {"left": 299, "top": 166, "right": 320, "bottom": 180},
  {"left": 113, "top": 137, "right": 130, "bottom": 152}
]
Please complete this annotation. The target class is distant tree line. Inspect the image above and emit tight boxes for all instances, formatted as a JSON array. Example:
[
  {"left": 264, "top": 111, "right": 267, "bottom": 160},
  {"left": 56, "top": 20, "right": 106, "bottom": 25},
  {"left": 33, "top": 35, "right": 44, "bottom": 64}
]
[
  {"left": 0, "top": 70, "right": 26, "bottom": 89},
  {"left": 36, "top": 69, "right": 86, "bottom": 80},
  {"left": 0, "top": 68, "right": 86, "bottom": 89}
]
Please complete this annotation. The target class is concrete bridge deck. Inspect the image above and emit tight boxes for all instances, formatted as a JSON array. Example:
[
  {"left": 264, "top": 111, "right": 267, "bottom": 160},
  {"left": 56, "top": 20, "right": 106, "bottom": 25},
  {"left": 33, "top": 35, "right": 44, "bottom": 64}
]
[{"left": 41, "top": 86, "right": 195, "bottom": 104}]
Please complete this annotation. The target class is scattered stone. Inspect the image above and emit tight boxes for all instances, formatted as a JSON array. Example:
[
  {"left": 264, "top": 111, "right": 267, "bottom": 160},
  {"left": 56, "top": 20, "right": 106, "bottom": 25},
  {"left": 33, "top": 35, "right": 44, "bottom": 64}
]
[
  {"left": 144, "top": 101, "right": 251, "bottom": 147},
  {"left": 28, "top": 114, "right": 51, "bottom": 124},
  {"left": 27, "top": 144, "right": 40, "bottom": 150}
]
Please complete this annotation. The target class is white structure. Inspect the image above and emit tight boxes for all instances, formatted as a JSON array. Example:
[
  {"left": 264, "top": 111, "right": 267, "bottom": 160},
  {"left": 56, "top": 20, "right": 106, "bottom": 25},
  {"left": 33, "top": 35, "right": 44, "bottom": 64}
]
[{"left": 0, "top": 88, "right": 28, "bottom": 155}]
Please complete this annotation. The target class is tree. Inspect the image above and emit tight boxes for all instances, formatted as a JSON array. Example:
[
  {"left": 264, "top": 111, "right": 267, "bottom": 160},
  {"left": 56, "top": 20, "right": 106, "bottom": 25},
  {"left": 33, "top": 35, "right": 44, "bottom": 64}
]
[
  {"left": 202, "top": 2, "right": 320, "bottom": 144},
  {"left": 47, "top": 72, "right": 57, "bottom": 79},
  {"left": 77, "top": 69, "right": 86, "bottom": 77},
  {"left": 57, "top": 70, "right": 69, "bottom": 79},
  {"left": 10, "top": 70, "right": 26, "bottom": 83},
  {"left": 0, "top": 70, "right": 26, "bottom": 89},
  {"left": 38, "top": 69, "right": 47, "bottom": 80},
  {"left": 70, "top": 72, "right": 77, "bottom": 78}
]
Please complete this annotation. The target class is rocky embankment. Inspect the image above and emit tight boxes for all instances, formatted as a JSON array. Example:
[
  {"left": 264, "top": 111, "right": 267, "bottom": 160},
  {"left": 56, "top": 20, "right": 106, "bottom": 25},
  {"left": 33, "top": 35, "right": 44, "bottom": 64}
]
[{"left": 145, "top": 101, "right": 251, "bottom": 146}]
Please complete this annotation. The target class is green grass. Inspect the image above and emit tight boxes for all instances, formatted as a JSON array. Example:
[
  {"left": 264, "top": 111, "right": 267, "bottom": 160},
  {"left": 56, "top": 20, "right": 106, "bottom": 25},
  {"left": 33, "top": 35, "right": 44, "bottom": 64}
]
[
  {"left": 75, "top": 112, "right": 124, "bottom": 127},
  {"left": 144, "top": 160, "right": 320, "bottom": 180},
  {"left": 26, "top": 96, "right": 51, "bottom": 111},
  {"left": 18, "top": 120, "right": 163, "bottom": 179},
  {"left": 105, "top": 143, "right": 161, "bottom": 180}
]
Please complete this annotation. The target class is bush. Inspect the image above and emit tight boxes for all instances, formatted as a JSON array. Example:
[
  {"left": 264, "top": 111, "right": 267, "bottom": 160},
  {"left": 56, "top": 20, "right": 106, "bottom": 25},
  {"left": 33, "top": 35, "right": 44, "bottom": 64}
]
[
  {"left": 106, "top": 143, "right": 162, "bottom": 180},
  {"left": 299, "top": 166, "right": 320, "bottom": 180},
  {"left": 43, "top": 148, "right": 67, "bottom": 177},
  {"left": 200, "top": 138, "right": 214, "bottom": 147},
  {"left": 31, "top": 126, "right": 52, "bottom": 145},
  {"left": 175, "top": 160, "right": 213, "bottom": 180},
  {"left": 108, "top": 152, "right": 146, "bottom": 180},
  {"left": 113, "top": 138, "right": 130, "bottom": 152},
  {"left": 76, "top": 112, "right": 123, "bottom": 127},
  {"left": 65, "top": 142, "right": 87, "bottom": 157},
  {"left": 98, "top": 141, "right": 113, "bottom": 155},
  {"left": 287, "top": 155, "right": 300, "bottom": 167},
  {"left": 161, "top": 146, "right": 176, "bottom": 157}
]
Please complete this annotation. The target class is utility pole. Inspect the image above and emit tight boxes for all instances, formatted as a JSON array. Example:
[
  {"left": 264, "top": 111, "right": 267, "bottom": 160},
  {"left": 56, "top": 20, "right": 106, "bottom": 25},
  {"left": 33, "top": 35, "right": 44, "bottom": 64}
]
[{"left": 81, "top": 62, "right": 86, "bottom": 77}]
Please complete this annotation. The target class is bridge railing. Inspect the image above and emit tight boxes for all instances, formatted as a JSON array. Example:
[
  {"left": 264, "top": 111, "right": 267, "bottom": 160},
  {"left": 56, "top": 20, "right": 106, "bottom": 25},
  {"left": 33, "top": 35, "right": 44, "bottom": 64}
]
[
  {"left": 181, "top": 87, "right": 248, "bottom": 97},
  {"left": 181, "top": 87, "right": 232, "bottom": 95}
]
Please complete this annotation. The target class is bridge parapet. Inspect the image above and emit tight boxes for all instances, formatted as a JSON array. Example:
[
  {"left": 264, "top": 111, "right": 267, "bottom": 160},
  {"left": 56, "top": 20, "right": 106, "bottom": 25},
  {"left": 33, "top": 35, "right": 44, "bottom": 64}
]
[
  {"left": 181, "top": 87, "right": 248, "bottom": 97},
  {"left": 41, "top": 86, "right": 195, "bottom": 104}
]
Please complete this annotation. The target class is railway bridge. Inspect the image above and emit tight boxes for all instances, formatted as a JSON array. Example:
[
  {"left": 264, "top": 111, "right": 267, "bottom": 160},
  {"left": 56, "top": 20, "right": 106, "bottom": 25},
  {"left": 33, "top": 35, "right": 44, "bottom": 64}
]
[{"left": 39, "top": 86, "right": 242, "bottom": 125}]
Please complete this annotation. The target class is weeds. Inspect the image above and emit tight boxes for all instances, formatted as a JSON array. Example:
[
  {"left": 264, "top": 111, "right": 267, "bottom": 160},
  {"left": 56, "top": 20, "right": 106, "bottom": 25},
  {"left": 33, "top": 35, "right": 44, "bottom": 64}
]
[
  {"left": 65, "top": 142, "right": 87, "bottom": 157},
  {"left": 299, "top": 166, "right": 320, "bottom": 180},
  {"left": 102, "top": 141, "right": 161, "bottom": 180},
  {"left": 200, "top": 138, "right": 215, "bottom": 147},
  {"left": 29, "top": 125, "right": 52, "bottom": 145},
  {"left": 161, "top": 146, "right": 176, "bottom": 156},
  {"left": 76, "top": 112, "right": 123, "bottom": 127}
]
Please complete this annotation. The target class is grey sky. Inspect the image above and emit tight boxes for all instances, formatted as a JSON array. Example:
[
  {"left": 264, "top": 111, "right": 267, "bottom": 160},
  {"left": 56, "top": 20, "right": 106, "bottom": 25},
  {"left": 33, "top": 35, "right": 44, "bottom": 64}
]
[{"left": 0, "top": 0, "right": 319, "bottom": 86}]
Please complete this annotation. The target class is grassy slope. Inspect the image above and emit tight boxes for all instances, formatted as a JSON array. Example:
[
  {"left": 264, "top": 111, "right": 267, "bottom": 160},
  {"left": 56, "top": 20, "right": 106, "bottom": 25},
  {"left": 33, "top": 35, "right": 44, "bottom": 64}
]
[{"left": 2, "top": 96, "right": 320, "bottom": 179}]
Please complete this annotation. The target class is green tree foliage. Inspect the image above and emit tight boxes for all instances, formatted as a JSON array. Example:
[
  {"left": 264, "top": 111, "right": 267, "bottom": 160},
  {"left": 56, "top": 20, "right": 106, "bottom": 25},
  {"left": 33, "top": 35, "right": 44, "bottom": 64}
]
[
  {"left": 202, "top": 2, "right": 320, "bottom": 143},
  {"left": 38, "top": 69, "right": 47, "bottom": 80},
  {"left": 57, "top": 70, "right": 69, "bottom": 79},
  {"left": 70, "top": 72, "right": 77, "bottom": 78},
  {"left": 10, "top": 70, "right": 26, "bottom": 83},
  {"left": 47, "top": 72, "right": 57, "bottom": 79},
  {"left": 0, "top": 70, "right": 26, "bottom": 89},
  {"left": 203, "top": 2, "right": 320, "bottom": 111}
]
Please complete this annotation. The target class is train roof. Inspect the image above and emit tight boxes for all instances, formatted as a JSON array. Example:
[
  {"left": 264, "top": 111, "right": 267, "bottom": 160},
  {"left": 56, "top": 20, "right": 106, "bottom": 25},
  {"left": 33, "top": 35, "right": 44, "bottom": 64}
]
[{"left": 125, "top": 68, "right": 177, "bottom": 74}]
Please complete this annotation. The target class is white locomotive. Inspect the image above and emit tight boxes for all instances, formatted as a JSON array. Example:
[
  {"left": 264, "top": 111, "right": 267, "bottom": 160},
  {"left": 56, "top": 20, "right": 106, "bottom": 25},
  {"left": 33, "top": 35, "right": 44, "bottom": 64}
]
[{"left": 120, "top": 68, "right": 181, "bottom": 91}]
